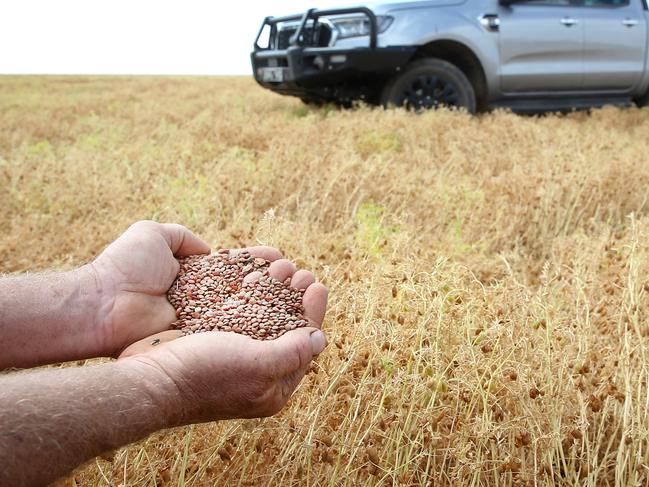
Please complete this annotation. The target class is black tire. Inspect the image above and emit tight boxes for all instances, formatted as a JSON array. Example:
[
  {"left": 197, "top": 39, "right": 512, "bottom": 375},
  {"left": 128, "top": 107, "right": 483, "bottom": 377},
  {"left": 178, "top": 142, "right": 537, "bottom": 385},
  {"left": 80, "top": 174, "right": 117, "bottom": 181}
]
[
  {"left": 634, "top": 88, "right": 649, "bottom": 108},
  {"left": 300, "top": 97, "right": 325, "bottom": 107},
  {"left": 381, "top": 58, "right": 477, "bottom": 114}
]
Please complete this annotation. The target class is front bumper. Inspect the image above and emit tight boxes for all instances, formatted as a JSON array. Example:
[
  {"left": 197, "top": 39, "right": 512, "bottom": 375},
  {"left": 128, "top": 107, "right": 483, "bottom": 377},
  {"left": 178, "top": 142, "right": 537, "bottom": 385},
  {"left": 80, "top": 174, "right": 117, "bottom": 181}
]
[
  {"left": 250, "top": 7, "right": 415, "bottom": 102},
  {"left": 250, "top": 46, "right": 415, "bottom": 101}
]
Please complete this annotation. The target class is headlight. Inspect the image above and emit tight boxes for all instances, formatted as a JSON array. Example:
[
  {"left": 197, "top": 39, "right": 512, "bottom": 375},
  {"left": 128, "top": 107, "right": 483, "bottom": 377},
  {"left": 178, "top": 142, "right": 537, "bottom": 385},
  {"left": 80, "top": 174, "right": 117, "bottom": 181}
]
[{"left": 332, "top": 15, "right": 393, "bottom": 39}]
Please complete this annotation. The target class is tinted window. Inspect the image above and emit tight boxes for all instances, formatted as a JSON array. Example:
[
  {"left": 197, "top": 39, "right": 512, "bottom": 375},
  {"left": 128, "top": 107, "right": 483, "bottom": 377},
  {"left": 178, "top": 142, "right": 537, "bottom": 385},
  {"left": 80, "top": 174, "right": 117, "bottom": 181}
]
[
  {"left": 582, "top": 0, "right": 629, "bottom": 5},
  {"left": 514, "top": 0, "right": 572, "bottom": 5}
]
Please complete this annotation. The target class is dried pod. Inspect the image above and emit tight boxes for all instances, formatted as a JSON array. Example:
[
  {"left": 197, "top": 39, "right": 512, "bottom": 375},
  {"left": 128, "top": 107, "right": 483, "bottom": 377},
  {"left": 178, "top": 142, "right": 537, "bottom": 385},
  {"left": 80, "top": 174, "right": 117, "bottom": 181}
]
[{"left": 366, "top": 447, "right": 380, "bottom": 465}]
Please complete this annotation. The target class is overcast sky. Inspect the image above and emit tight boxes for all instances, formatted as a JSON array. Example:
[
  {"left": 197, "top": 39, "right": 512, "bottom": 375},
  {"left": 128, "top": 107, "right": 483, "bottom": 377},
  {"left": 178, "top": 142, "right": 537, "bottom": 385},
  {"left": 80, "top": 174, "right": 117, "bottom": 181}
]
[{"left": 0, "top": 0, "right": 357, "bottom": 75}]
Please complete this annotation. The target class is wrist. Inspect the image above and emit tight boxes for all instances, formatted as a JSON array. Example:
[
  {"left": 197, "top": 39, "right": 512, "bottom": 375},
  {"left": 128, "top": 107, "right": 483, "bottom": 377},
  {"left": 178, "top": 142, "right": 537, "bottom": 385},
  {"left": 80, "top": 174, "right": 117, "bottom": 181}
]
[
  {"left": 76, "top": 260, "right": 127, "bottom": 357},
  {"left": 116, "top": 356, "right": 186, "bottom": 428},
  {"left": 72, "top": 264, "right": 114, "bottom": 356}
]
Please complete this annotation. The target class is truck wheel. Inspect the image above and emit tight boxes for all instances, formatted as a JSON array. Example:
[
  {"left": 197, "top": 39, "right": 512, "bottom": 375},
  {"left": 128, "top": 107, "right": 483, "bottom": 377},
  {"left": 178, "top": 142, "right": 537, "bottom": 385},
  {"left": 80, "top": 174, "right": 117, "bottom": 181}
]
[
  {"left": 300, "top": 97, "right": 324, "bottom": 107},
  {"left": 381, "top": 58, "right": 477, "bottom": 113},
  {"left": 634, "top": 89, "right": 649, "bottom": 108}
]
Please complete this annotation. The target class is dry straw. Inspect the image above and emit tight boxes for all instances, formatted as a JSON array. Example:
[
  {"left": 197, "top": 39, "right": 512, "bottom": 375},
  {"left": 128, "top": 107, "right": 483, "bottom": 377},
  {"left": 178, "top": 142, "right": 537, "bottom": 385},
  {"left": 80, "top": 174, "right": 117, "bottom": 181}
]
[{"left": 2, "top": 77, "right": 648, "bottom": 486}]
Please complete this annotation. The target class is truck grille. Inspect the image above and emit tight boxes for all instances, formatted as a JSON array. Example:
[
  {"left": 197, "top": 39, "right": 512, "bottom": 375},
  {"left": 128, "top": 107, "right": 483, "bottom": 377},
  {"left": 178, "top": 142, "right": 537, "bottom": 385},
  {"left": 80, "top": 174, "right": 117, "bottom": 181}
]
[{"left": 276, "top": 23, "right": 332, "bottom": 49}]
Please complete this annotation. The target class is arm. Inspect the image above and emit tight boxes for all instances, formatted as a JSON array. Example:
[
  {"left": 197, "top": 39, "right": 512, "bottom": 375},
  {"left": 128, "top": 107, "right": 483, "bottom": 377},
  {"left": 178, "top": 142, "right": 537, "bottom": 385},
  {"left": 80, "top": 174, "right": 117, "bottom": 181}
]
[
  {"left": 0, "top": 359, "right": 175, "bottom": 487},
  {"left": 0, "top": 267, "right": 103, "bottom": 369}
]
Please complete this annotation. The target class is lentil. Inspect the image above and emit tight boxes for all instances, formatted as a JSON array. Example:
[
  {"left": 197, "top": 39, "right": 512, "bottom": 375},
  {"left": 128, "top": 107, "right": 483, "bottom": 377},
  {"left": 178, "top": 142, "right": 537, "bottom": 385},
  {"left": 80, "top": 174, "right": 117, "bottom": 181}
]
[{"left": 167, "top": 250, "right": 309, "bottom": 340}]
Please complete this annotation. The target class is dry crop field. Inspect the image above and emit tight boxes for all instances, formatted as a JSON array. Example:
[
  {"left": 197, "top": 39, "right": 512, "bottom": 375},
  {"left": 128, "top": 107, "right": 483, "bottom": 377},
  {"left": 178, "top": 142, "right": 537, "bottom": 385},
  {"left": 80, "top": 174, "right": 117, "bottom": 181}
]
[{"left": 1, "top": 76, "right": 649, "bottom": 486}]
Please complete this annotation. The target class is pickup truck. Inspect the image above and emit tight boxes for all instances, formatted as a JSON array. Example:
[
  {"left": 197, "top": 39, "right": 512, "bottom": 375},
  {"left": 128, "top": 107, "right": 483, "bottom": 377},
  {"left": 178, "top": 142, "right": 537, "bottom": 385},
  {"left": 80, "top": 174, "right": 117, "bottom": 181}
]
[{"left": 250, "top": 0, "right": 649, "bottom": 113}]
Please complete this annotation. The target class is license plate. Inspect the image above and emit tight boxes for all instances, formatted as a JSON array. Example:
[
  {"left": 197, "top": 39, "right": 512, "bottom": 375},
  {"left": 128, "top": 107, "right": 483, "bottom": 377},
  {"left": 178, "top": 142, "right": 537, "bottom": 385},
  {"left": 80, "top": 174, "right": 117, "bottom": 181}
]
[{"left": 261, "top": 67, "right": 284, "bottom": 82}]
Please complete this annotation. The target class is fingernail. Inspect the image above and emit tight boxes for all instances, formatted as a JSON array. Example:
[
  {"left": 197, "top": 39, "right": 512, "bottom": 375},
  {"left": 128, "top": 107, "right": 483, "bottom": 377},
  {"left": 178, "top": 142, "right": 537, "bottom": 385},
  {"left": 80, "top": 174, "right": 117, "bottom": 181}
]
[{"left": 310, "top": 330, "right": 327, "bottom": 355}]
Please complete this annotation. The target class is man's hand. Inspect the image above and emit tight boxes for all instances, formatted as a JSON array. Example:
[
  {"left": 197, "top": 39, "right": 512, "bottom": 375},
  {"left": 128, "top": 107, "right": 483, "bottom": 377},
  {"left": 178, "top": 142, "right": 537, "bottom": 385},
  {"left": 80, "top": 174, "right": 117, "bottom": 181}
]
[
  {"left": 90, "top": 220, "right": 295, "bottom": 357},
  {"left": 118, "top": 260, "right": 328, "bottom": 424},
  {"left": 89, "top": 220, "right": 211, "bottom": 356},
  {"left": 0, "top": 220, "right": 217, "bottom": 368}
]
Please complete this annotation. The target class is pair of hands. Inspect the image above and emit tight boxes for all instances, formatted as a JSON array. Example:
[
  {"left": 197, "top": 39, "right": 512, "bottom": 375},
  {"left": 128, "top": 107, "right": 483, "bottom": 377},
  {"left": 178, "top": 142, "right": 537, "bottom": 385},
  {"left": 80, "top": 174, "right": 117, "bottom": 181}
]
[{"left": 88, "top": 221, "right": 328, "bottom": 424}]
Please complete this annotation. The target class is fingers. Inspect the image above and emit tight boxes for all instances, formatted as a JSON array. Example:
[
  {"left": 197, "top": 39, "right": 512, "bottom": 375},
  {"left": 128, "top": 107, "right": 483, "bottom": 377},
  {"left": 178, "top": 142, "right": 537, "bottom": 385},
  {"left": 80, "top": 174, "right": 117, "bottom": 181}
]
[
  {"left": 159, "top": 223, "right": 211, "bottom": 257},
  {"left": 118, "top": 330, "right": 185, "bottom": 358},
  {"left": 231, "top": 246, "right": 282, "bottom": 262},
  {"left": 266, "top": 327, "right": 328, "bottom": 377},
  {"left": 243, "top": 271, "right": 263, "bottom": 284},
  {"left": 268, "top": 259, "right": 297, "bottom": 282},
  {"left": 244, "top": 264, "right": 325, "bottom": 329},
  {"left": 273, "top": 326, "right": 327, "bottom": 411},
  {"left": 309, "top": 328, "right": 328, "bottom": 355},
  {"left": 244, "top": 266, "right": 314, "bottom": 290},
  {"left": 291, "top": 270, "right": 315, "bottom": 290},
  {"left": 302, "top": 283, "right": 328, "bottom": 328}
]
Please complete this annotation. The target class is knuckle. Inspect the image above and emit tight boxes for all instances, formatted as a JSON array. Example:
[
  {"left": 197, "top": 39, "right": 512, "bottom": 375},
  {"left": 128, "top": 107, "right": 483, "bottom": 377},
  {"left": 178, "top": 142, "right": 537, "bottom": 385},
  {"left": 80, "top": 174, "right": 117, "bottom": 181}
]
[{"left": 129, "top": 220, "right": 158, "bottom": 233}]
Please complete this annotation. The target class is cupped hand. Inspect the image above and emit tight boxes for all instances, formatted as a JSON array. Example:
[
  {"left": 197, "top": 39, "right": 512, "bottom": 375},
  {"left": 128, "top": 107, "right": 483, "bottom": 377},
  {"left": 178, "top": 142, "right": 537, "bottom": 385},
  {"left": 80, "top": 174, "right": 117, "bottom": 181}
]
[
  {"left": 118, "top": 262, "right": 328, "bottom": 424},
  {"left": 87, "top": 221, "right": 210, "bottom": 356},
  {"left": 89, "top": 220, "right": 283, "bottom": 357}
]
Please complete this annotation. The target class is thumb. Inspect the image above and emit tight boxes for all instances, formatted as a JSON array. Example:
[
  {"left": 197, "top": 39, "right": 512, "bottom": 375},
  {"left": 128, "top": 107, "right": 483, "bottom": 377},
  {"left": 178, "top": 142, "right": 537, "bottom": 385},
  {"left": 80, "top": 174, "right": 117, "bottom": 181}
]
[
  {"left": 267, "top": 327, "right": 328, "bottom": 376},
  {"left": 159, "top": 223, "right": 211, "bottom": 257}
]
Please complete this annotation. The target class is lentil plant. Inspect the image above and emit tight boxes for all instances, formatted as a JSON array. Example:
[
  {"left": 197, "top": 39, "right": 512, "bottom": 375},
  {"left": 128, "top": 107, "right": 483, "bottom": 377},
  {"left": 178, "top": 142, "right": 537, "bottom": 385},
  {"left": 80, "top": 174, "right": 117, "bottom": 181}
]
[{"left": 1, "top": 76, "right": 649, "bottom": 486}]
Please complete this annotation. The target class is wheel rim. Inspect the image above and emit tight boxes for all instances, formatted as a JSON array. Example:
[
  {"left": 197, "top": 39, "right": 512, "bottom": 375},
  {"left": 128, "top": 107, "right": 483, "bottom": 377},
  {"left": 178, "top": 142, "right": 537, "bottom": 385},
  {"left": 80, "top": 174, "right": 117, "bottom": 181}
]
[{"left": 396, "top": 74, "right": 460, "bottom": 110}]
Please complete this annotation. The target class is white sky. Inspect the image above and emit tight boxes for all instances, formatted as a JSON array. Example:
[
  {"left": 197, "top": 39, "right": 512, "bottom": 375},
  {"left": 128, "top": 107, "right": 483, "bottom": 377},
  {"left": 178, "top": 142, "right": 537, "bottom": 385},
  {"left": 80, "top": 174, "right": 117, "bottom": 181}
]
[{"left": 0, "top": 0, "right": 357, "bottom": 75}]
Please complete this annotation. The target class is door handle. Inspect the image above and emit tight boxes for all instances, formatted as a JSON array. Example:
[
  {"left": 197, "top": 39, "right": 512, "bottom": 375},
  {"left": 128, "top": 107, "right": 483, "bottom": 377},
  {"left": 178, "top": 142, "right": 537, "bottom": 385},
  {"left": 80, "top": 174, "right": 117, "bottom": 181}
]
[
  {"left": 560, "top": 17, "right": 578, "bottom": 27},
  {"left": 622, "top": 18, "right": 639, "bottom": 27},
  {"left": 478, "top": 14, "right": 500, "bottom": 32}
]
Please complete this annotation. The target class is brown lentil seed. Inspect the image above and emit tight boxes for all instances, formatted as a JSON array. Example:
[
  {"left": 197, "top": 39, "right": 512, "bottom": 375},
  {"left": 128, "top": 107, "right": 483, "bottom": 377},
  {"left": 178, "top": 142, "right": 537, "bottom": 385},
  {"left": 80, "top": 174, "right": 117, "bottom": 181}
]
[{"left": 167, "top": 252, "right": 308, "bottom": 340}]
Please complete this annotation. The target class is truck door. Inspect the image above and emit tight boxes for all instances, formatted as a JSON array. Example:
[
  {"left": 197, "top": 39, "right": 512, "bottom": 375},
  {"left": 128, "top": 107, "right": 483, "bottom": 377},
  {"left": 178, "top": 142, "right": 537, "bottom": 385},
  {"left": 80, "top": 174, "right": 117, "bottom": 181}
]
[
  {"left": 498, "top": 0, "right": 584, "bottom": 93},
  {"left": 580, "top": 0, "right": 647, "bottom": 91}
]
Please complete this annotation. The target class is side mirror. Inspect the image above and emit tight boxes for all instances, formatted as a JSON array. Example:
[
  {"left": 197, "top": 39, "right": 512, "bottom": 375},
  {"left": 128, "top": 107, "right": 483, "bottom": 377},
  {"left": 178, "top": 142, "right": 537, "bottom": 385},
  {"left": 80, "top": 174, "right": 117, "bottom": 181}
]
[{"left": 499, "top": 0, "right": 515, "bottom": 6}]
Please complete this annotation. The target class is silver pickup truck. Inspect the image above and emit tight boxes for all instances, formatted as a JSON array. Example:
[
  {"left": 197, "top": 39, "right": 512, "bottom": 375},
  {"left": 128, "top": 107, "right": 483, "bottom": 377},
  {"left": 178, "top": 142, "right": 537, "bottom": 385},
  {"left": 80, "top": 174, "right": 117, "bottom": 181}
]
[{"left": 251, "top": 0, "right": 649, "bottom": 113}]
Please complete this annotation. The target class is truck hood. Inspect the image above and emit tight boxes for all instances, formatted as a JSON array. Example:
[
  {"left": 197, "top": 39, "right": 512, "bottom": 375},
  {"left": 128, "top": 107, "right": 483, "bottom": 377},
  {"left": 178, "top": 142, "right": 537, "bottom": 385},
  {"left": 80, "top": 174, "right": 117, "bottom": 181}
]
[
  {"left": 371, "top": 0, "right": 466, "bottom": 12},
  {"left": 317, "top": 0, "right": 466, "bottom": 15},
  {"left": 269, "top": 0, "right": 465, "bottom": 20}
]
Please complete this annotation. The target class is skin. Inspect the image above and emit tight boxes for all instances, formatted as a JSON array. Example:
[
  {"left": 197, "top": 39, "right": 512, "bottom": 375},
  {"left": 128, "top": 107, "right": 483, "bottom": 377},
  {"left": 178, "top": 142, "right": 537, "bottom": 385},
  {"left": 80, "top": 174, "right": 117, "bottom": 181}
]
[{"left": 0, "top": 221, "right": 329, "bottom": 486}]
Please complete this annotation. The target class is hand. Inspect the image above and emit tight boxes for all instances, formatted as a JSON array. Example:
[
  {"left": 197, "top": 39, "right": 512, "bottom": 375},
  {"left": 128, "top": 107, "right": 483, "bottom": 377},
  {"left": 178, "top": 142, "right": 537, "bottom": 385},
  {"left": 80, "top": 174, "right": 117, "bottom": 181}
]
[
  {"left": 118, "top": 260, "right": 328, "bottom": 423},
  {"left": 88, "top": 220, "right": 212, "bottom": 356}
]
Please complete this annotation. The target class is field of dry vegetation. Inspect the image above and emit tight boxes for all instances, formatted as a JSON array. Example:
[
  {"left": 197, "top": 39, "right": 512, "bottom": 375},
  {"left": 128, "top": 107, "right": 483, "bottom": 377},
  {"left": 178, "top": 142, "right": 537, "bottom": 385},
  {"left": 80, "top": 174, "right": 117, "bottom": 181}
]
[{"left": 2, "top": 76, "right": 649, "bottom": 486}]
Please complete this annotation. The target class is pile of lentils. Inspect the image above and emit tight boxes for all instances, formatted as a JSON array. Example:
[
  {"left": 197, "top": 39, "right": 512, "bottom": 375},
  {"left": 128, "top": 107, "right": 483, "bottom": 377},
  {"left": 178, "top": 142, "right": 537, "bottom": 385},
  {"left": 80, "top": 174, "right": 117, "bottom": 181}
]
[{"left": 167, "top": 249, "right": 309, "bottom": 340}]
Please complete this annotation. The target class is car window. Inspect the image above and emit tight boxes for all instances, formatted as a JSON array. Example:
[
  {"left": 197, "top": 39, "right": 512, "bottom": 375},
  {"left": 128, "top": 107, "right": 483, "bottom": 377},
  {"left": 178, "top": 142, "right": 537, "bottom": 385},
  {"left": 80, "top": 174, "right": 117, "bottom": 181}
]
[
  {"left": 511, "top": 0, "right": 573, "bottom": 6},
  {"left": 582, "top": 0, "right": 629, "bottom": 5}
]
